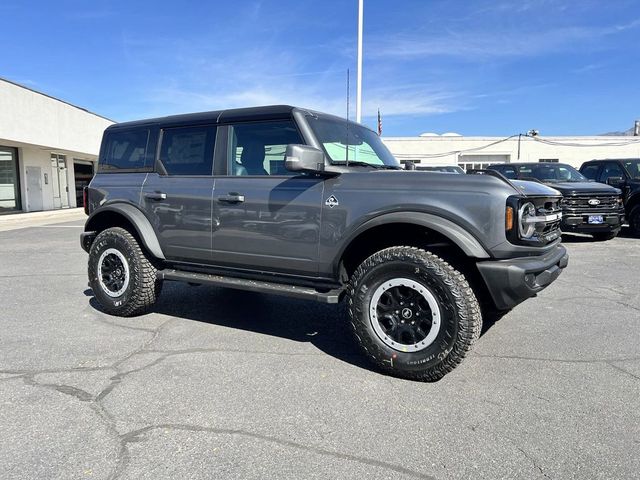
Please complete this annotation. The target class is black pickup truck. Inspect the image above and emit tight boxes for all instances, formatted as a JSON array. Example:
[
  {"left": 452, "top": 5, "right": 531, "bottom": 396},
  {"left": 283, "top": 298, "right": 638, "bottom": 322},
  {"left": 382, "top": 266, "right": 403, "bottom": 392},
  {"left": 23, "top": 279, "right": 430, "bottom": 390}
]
[
  {"left": 488, "top": 162, "right": 624, "bottom": 240},
  {"left": 81, "top": 105, "right": 568, "bottom": 381},
  {"left": 579, "top": 158, "right": 640, "bottom": 236}
]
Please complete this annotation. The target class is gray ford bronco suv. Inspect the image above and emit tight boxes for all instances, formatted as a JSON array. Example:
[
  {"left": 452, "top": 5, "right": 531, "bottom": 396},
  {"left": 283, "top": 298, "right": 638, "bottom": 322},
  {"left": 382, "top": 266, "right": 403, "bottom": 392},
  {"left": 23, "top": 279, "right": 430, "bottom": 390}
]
[{"left": 81, "top": 105, "right": 568, "bottom": 381}]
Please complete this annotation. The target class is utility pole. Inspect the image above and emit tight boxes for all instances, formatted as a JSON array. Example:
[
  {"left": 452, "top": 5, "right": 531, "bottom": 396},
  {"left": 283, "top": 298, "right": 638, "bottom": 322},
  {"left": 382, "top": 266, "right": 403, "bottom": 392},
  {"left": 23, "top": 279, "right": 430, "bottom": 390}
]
[{"left": 355, "top": 0, "right": 363, "bottom": 123}]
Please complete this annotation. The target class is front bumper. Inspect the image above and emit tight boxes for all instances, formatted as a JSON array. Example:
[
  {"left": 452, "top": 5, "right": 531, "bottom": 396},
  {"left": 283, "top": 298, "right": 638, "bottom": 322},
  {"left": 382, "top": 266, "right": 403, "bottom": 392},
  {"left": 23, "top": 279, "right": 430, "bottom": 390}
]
[
  {"left": 560, "top": 210, "right": 624, "bottom": 234},
  {"left": 477, "top": 244, "right": 569, "bottom": 310}
]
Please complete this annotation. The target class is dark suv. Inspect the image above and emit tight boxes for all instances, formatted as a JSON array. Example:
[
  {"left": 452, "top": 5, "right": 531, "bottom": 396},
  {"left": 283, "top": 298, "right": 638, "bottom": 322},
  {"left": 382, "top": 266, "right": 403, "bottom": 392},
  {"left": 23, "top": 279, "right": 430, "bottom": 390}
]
[
  {"left": 81, "top": 105, "right": 568, "bottom": 381},
  {"left": 488, "top": 162, "right": 624, "bottom": 240},
  {"left": 579, "top": 158, "right": 640, "bottom": 236}
]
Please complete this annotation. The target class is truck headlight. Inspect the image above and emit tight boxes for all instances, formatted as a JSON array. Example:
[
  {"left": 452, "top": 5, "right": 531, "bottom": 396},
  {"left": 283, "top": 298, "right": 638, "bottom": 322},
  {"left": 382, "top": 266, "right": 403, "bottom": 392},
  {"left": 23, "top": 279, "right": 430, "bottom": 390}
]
[{"left": 518, "top": 202, "right": 537, "bottom": 239}]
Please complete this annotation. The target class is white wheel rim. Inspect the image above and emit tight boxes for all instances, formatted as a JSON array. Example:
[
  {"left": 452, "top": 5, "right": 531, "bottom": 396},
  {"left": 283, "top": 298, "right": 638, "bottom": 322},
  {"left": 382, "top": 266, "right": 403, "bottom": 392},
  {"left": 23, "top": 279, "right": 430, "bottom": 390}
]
[
  {"left": 97, "top": 248, "right": 130, "bottom": 298},
  {"left": 369, "top": 278, "right": 441, "bottom": 352}
]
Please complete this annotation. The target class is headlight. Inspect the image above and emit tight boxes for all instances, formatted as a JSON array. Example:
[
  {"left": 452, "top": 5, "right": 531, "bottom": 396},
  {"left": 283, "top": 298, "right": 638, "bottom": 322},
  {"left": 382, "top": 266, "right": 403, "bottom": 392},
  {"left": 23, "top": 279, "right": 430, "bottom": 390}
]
[{"left": 518, "top": 202, "right": 537, "bottom": 239}]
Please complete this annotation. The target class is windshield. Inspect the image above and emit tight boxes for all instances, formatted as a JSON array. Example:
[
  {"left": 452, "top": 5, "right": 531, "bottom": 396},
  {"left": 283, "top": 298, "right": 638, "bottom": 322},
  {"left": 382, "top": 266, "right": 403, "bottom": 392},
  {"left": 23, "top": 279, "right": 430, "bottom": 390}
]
[
  {"left": 623, "top": 159, "right": 640, "bottom": 179},
  {"left": 306, "top": 116, "right": 400, "bottom": 167},
  {"left": 518, "top": 163, "right": 587, "bottom": 183}
]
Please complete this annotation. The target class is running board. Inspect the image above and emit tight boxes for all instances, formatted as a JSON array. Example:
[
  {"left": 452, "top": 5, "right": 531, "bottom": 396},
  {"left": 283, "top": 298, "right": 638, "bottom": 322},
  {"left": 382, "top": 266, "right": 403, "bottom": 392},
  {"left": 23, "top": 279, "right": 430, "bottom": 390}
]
[{"left": 158, "top": 269, "right": 343, "bottom": 304}]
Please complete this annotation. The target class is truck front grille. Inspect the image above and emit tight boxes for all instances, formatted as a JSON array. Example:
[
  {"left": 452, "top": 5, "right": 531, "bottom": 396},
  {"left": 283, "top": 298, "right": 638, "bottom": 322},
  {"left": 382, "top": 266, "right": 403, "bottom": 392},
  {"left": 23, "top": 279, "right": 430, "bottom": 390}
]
[{"left": 562, "top": 194, "right": 619, "bottom": 211}]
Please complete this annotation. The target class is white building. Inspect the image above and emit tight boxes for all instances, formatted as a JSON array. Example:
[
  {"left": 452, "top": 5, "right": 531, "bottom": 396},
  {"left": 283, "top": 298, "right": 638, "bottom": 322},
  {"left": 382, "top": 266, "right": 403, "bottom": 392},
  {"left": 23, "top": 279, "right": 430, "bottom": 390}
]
[
  {"left": 384, "top": 134, "right": 640, "bottom": 171},
  {"left": 0, "top": 78, "right": 113, "bottom": 214}
]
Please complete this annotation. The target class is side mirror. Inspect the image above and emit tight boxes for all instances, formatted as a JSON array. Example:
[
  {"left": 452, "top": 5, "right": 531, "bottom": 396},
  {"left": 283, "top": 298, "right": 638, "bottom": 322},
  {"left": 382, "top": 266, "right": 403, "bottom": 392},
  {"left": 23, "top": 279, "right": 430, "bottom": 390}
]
[
  {"left": 606, "top": 176, "right": 624, "bottom": 187},
  {"left": 285, "top": 144, "right": 326, "bottom": 174},
  {"left": 404, "top": 161, "right": 416, "bottom": 170}
]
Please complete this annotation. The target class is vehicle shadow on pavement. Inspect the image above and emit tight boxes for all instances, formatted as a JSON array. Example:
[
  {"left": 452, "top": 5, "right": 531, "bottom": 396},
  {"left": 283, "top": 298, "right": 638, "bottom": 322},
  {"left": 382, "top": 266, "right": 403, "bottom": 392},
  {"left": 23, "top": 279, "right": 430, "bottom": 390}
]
[
  {"left": 87, "top": 281, "right": 505, "bottom": 376},
  {"left": 562, "top": 226, "right": 635, "bottom": 243},
  {"left": 88, "top": 283, "right": 377, "bottom": 374}
]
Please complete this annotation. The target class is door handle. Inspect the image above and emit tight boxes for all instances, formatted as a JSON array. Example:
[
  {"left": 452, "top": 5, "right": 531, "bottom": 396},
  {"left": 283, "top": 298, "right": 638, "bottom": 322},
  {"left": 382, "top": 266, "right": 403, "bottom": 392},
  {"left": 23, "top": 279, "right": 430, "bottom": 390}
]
[
  {"left": 144, "top": 192, "right": 167, "bottom": 201},
  {"left": 217, "top": 193, "right": 245, "bottom": 204}
]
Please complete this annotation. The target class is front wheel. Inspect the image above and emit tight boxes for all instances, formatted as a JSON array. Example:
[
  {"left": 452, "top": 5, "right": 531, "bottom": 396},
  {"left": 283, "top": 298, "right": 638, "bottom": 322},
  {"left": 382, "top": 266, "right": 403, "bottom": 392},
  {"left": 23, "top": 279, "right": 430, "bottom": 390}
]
[
  {"left": 629, "top": 206, "right": 640, "bottom": 237},
  {"left": 347, "top": 246, "right": 482, "bottom": 381},
  {"left": 88, "top": 227, "right": 162, "bottom": 316}
]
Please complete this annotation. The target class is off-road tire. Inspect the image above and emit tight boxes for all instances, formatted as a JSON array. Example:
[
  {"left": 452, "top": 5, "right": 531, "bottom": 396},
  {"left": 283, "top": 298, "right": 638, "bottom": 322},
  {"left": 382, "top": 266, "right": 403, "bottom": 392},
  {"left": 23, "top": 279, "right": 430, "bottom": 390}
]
[
  {"left": 629, "top": 206, "right": 640, "bottom": 237},
  {"left": 347, "top": 246, "right": 482, "bottom": 381},
  {"left": 592, "top": 231, "right": 618, "bottom": 241},
  {"left": 88, "top": 227, "right": 162, "bottom": 316}
]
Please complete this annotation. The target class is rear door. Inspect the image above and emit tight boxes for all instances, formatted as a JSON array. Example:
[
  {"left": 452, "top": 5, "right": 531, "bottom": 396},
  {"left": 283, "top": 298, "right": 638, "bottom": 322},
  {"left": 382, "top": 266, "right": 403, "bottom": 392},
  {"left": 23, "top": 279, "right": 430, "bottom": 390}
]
[
  {"left": 141, "top": 125, "right": 217, "bottom": 263},
  {"left": 210, "top": 120, "right": 324, "bottom": 276}
]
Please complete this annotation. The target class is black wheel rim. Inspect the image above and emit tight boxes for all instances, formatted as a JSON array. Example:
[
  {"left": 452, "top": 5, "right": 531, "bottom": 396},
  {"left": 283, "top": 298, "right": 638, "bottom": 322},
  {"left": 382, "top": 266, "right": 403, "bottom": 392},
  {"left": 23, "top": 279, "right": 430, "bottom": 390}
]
[
  {"left": 97, "top": 248, "right": 130, "bottom": 297},
  {"left": 369, "top": 278, "right": 441, "bottom": 352}
]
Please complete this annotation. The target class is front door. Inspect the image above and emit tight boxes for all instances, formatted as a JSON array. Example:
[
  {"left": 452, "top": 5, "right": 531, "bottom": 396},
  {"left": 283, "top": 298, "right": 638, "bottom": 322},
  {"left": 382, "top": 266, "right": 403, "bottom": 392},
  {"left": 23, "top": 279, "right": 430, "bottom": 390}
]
[
  {"left": 211, "top": 121, "right": 324, "bottom": 275},
  {"left": 141, "top": 125, "right": 217, "bottom": 264}
]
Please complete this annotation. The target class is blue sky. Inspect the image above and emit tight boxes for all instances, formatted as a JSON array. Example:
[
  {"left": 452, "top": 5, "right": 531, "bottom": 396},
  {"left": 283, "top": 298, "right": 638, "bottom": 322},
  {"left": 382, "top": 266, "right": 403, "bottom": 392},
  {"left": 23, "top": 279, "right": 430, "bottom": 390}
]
[{"left": 1, "top": 0, "right": 639, "bottom": 136}]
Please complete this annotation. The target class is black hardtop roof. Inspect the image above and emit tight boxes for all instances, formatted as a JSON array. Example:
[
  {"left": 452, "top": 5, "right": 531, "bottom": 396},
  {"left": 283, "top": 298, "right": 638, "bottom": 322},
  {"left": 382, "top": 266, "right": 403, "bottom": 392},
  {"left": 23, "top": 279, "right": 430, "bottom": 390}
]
[
  {"left": 582, "top": 158, "right": 640, "bottom": 163},
  {"left": 494, "top": 162, "right": 575, "bottom": 167},
  {"left": 106, "top": 105, "right": 348, "bottom": 130}
]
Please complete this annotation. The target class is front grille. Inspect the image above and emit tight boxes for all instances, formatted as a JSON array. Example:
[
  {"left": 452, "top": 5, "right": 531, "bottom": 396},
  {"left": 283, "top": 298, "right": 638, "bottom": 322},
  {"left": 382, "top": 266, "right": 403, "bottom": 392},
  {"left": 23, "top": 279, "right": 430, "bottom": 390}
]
[
  {"left": 533, "top": 198, "right": 562, "bottom": 243},
  {"left": 562, "top": 195, "right": 619, "bottom": 211}
]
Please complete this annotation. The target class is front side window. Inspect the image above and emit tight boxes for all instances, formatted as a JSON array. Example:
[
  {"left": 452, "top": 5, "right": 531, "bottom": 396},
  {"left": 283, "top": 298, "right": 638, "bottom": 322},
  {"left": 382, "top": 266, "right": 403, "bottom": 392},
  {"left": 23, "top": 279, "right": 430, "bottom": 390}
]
[
  {"left": 598, "top": 162, "right": 625, "bottom": 182},
  {"left": 227, "top": 120, "right": 302, "bottom": 176},
  {"left": 100, "top": 129, "right": 149, "bottom": 171},
  {"left": 159, "top": 126, "right": 216, "bottom": 176},
  {"left": 580, "top": 164, "right": 600, "bottom": 180},
  {"left": 307, "top": 116, "right": 399, "bottom": 167}
]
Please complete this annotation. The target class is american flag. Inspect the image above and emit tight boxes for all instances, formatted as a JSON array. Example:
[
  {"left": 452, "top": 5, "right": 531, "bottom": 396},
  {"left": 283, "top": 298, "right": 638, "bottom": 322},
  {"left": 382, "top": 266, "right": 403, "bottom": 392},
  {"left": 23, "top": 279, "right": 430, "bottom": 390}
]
[{"left": 377, "top": 108, "right": 382, "bottom": 136}]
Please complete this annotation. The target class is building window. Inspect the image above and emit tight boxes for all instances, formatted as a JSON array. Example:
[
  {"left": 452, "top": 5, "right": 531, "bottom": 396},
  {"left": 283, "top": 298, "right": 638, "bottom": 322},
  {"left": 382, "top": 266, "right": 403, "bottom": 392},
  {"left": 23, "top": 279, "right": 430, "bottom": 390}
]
[
  {"left": 0, "top": 146, "right": 21, "bottom": 213},
  {"left": 458, "top": 154, "right": 510, "bottom": 172}
]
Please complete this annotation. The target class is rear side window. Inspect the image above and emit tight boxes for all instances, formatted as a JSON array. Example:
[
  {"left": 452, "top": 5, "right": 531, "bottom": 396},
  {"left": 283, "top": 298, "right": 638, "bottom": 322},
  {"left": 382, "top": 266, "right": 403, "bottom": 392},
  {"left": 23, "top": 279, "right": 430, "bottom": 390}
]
[
  {"left": 159, "top": 126, "right": 216, "bottom": 176},
  {"left": 100, "top": 129, "right": 149, "bottom": 171},
  {"left": 581, "top": 164, "right": 600, "bottom": 180}
]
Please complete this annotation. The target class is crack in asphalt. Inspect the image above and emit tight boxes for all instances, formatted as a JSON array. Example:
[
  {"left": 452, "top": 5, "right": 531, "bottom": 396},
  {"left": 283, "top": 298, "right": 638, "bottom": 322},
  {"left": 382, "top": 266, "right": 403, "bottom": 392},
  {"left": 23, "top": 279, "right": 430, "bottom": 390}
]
[
  {"left": 116, "top": 424, "right": 437, "bottom": 480},
  {"left": 471, "top": 353, "right": 640, "bottom": 364},
  {"left": 606, "top": 362, "right": 640, "bottom": 381},
  {"left": 3, "top": 270, "right": 638, "bottom": 478}
]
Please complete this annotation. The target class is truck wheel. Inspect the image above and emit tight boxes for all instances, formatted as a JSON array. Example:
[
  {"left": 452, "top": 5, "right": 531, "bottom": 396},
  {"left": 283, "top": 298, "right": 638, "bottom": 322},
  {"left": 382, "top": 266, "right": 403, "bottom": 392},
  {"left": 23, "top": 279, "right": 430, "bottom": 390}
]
[
  {"left": 347, "top": 246, "right": 481, "bottom": 381},
  {"left": 592, "top": 231, "right": 617, "bottom": 241},
  {"left": 629, "top": 206, "right": 640, "bottom": 237},
  {"left": 88, "top": 227, "right": 162, "bottom": 317}
]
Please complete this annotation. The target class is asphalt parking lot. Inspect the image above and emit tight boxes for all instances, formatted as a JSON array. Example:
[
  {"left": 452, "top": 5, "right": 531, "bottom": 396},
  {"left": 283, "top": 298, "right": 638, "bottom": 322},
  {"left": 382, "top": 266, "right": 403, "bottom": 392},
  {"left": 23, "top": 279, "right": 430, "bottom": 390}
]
[{"left": 1, "top": 215, "right": 639, "bottom": 480}]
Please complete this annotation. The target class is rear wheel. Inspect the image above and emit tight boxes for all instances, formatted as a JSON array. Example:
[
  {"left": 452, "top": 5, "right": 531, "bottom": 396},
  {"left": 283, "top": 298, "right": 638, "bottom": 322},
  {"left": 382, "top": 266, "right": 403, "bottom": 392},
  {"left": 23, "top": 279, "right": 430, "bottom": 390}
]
[
  {"left": 88, "top": 227, "right": 162, "bottom": 316},
  {"left": 347, "top": 246, "right": 481, "bottom": 381}
]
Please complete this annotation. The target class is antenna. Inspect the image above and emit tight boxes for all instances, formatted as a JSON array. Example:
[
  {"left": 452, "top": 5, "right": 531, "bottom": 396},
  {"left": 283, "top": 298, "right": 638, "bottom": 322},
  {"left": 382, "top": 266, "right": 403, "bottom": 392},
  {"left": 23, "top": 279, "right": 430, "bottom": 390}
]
[{"left": 346, "top": 69, "right": 350, "bottom": 166}]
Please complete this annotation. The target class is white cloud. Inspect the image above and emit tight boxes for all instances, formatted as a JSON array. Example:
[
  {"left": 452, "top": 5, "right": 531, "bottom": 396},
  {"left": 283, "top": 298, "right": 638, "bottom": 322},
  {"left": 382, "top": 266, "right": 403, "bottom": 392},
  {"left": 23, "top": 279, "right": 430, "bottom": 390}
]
[{"left": 368, "top": 18, "right": 640, "bottom": 60}]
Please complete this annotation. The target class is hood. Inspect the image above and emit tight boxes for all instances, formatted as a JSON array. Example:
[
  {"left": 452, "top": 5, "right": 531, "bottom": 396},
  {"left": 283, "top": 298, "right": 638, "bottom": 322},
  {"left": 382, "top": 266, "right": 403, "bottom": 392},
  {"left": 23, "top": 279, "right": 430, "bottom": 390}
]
[
  {"left": 510, "top": 179, "right": 562, "bottom": 197},
  {"left": 538, "top": 181, "right": 621, "bottom": 196}
]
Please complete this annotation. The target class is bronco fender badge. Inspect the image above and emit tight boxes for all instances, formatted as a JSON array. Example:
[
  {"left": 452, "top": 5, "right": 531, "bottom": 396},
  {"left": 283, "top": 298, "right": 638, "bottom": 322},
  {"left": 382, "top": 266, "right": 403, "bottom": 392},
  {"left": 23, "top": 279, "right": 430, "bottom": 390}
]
[{"left": 325, "top": 195, "right": 339, "bottom": 208}]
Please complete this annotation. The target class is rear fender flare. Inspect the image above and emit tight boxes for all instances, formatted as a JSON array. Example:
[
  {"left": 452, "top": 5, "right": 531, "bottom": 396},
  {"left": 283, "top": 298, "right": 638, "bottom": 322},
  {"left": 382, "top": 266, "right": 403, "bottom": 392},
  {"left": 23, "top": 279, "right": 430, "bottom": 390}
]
[{"left": 85, "top": 203, "right": 165, "bottom": 260}]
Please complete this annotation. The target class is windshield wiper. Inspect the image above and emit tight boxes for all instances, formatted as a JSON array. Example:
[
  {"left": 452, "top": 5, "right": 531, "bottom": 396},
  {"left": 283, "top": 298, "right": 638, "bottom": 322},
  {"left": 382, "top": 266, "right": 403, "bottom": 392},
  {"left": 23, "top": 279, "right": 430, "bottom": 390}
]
[{"left": 333, "top": 161, "right": 401, "bottom": 170}]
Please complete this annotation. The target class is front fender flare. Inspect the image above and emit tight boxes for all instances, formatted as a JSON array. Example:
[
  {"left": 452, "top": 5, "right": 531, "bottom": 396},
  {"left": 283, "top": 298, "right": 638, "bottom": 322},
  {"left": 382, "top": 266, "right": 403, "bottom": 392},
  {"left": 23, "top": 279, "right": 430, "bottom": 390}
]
[
  {"left": 333, "top": 211, "right": 490, "bottom": 274},
  {"left": 85, "top": 203, "right": 165, "bottom": 260}
]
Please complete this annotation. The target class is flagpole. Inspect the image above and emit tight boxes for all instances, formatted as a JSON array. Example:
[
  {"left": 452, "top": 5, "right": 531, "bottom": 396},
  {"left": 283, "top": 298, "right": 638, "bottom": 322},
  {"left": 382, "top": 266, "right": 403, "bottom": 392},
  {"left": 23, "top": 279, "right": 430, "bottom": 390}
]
[{"left": 355, "top": 0, "right": 363, "bottom": 123}]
